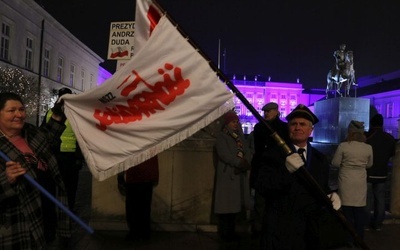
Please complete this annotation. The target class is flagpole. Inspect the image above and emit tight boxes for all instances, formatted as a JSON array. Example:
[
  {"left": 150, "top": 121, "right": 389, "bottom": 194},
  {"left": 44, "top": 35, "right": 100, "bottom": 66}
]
[
  {"left": 223, "top": 48, "right": 227, "bottom": 72},
  {"left": 151, "top": 1, "right": 369, "bottom": 248},
  {"left": 217, "top": 39, "right": 221, "bottom": 69}
]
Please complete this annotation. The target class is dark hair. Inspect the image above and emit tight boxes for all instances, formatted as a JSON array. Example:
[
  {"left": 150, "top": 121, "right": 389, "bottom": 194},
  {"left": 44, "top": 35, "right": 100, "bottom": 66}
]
[
  {"left": 370, "top": 114, "right": 384, "bottom": 127},
  {"left": 58, "top": 87, "right": 72, "bottom": 96},
  {"left": 0, "top": 92, "right": 24, "bottom": 110}
]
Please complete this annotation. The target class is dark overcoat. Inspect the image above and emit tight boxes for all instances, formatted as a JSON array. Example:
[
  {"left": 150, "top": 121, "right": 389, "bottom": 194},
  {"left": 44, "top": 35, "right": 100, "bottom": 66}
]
[{"left": 255, "top": 142, "right": 332, "bottom": 250}]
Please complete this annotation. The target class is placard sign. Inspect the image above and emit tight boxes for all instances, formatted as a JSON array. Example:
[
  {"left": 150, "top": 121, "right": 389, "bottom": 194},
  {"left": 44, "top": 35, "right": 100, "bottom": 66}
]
[{"left": 107, "top": 21, "right": 135, "bottom": 60}]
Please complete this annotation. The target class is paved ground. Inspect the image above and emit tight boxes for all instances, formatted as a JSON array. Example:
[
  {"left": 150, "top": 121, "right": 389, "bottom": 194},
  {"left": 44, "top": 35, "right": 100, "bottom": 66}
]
[
  {"left": 51, "top": 223, "right": 400, "bottom": 250},
  {"left": 48, "top": 165, "right": 400, "bottom": 250}
]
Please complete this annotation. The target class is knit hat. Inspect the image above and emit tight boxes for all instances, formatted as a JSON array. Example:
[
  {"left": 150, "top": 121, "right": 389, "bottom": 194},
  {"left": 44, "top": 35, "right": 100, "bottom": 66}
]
[
  {"left": 370, "top": 114, "right": 383, "bottom": 127},
  {"left": 347, "top": 120, "right": 365, "bottom": 133},
  {"left": 224, "top": 111, "right": 239, "bottom": 125}
]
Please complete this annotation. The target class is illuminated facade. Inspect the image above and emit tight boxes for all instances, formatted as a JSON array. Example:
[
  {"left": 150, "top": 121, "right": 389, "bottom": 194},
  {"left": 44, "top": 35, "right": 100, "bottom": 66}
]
[
  {"left": 232, "top": 74, "right": 400, "bottom": 139},
  {"left": 231, "top": 76, "right": 324, "bottom": 134},
  {"left": 0, "top": 0, "right": 111, "bottom": 124}
]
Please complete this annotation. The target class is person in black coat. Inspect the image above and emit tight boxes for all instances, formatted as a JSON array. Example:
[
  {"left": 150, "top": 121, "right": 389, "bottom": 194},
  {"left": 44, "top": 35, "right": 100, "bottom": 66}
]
[
  {"left": 255, "top": 104, "right": 341, "bottom": 250},
  {"left": 249, "top": 102, "right": 289, "bottom": 237},
  {"left": 365, "top": 114, "right": 396, "bottom": 231}
]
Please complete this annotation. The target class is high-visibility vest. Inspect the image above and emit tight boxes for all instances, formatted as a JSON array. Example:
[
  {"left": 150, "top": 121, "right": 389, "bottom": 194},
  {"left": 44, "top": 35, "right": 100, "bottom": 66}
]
[{"left": 46, "top": 110, "right": 76, "bottom": 152}]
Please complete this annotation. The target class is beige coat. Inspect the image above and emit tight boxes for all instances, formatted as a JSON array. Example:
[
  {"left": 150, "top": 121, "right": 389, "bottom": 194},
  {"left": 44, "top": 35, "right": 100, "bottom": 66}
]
[{"left": 331, "top": 141, "right": 373, "bottom": 206}]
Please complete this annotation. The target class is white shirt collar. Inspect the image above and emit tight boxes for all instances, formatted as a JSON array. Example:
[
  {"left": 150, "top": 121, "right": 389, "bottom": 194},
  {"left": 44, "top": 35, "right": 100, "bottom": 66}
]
[{"left": 294, "top": 145, "right": 307, "bottom": 153}]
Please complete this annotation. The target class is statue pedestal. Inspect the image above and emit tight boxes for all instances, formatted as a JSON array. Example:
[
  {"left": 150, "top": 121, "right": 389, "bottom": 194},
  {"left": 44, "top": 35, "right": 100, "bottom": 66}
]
[{"left": 313, "top": 97, "right": 370, "bottom": 144}]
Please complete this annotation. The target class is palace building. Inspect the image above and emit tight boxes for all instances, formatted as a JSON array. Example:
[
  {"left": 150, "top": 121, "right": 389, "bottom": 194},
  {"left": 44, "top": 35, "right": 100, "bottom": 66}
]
[{"left": 2, "top": 0, "right": 399, "bottom": 138}]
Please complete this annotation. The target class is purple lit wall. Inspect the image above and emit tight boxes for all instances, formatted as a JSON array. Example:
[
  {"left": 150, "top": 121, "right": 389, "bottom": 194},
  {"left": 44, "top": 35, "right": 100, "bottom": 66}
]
[
  {"left": 98, "top": 67, "right": 112, "bottom": 86},
  {"left": 232, "top": 79, "right": 324, "bottom": 134},
  {"left": 361, "top": 89, "right": 400, "bottom": 139},
  {"left": 233, "top": 78, "right": 399, "bottom": 139}
]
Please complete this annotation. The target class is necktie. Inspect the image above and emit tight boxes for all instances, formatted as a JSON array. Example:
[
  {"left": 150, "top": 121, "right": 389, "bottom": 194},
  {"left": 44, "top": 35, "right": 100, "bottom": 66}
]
[{"left": 297, "top": 148, "right": 306, "bottom": 163}]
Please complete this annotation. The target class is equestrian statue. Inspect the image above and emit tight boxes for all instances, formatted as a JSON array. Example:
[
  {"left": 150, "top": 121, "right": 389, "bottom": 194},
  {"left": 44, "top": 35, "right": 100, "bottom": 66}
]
[{"left": 326, "top": 44, "right": 356, "bottom": 99}]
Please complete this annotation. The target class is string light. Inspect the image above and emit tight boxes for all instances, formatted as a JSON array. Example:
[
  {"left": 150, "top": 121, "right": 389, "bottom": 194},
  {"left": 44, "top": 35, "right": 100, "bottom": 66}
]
[{"left": 0, "top": 67, "right": 40, "bottom": 117}]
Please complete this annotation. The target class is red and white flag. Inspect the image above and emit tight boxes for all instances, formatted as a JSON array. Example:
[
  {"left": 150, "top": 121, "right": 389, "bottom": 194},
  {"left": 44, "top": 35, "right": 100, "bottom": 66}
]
[
  {"left": 62, "top": 14, "right": 234, "bottom": 181},
  {"left": 133, "top": 0, "right": 162, "bottom": 54}
]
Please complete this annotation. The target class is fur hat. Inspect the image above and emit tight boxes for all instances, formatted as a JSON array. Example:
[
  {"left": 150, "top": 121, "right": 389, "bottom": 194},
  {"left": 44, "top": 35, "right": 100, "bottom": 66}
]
[
  {"left": 224, "top": 111, "right": 239, "bottom": 125},
  {"left": 348, "top": 120, "right": 365, "bottom": 133},
  {"left": 286, "top": 104, "right": 319, "bottom": 125}
]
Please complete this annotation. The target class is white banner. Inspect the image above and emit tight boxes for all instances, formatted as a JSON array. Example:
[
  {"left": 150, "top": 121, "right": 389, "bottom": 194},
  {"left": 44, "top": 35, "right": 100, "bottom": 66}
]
[
  {"left": 133, "top": 0, "right": 161, "bottom": 54},
  {"left": 63, "top": 15, "right": 234, "bottom": 181}
]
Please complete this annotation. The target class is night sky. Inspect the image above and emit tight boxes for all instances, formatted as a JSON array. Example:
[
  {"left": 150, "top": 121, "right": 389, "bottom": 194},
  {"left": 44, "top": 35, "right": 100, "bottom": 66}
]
[{"left": 39, "top": 0, "right": 400, "bottom": 89}]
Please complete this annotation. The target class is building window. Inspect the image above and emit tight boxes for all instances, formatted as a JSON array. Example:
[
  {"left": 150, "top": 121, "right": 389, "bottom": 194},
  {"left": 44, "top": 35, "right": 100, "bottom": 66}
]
[
  {"left": 235, "top": 106, "right": 241, "bottom": 115},
  {"left": 270, "top": 93, "right": 277, "bottom": 103},
  {"left": 1, "top": 22, "right": 10, "bottom": 61},
  {"left": 386, "top": 103, "right": 393, "bottom": 118},
  {"left": 375, "top": 104, "right": 382, "bottom": 114},
  {"left": 43, "top": 48, "right": 50, "bottom": 77},
  {"left": 90, "top": 73, "right": 94, "bottom": 88},
  {"left": 25, "top": 37, "right": 33, "bottom": 70},
  {"left": 80, "top": 68, "right": 85, "bottom": 91},
  {"left": 280, "top": 107, "right": 286, "bottom": 118},
  {"left": 69, "top": 64, "right": 76, "bottom": 87},
  {"left": 280, "top": 94, "right": 287, "bottom": 106},
  {"left": 289, "top": 95, "right": 297, "bottom": 107},
  {"left": 57, "top": 57, "right": 64, "bottom": 82},
  {"left": 246, "top": 93, "right": 253, "bottom": 103}
]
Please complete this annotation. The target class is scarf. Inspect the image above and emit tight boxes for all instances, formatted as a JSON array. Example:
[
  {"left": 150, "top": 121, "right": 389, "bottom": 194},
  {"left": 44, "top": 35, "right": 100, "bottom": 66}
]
[{"left": 223, "top": 127, "right": 244, "bottom": 159}]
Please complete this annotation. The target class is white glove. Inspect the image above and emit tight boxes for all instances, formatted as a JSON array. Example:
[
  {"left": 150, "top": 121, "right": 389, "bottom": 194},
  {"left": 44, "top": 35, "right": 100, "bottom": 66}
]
[
  {"left": 285, "top": 153, "right": 304, "bottom": 173},
  {"left": 328, "top": 192, "right": 341, "bottom": 210}
]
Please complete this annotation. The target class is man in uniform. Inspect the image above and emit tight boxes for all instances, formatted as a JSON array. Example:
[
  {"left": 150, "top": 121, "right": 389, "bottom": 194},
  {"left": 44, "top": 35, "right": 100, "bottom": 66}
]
[{"left": 255, "top": 104, "right": 341, "bottom": 249}]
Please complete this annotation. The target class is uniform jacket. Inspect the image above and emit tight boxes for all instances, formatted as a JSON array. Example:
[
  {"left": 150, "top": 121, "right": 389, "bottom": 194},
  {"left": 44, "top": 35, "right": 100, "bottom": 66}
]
[
  {"left": 255, "top": 142, "right": 332, "bottom": 249},
  {"left": 0, "top": 119, "right": 71, "bottom": 249}
]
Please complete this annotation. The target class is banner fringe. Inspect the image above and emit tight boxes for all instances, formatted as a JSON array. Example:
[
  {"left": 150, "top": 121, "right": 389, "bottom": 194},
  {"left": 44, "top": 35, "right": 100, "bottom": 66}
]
[{"left": 95, "top": 100, "right": 233, "bottom": 181}]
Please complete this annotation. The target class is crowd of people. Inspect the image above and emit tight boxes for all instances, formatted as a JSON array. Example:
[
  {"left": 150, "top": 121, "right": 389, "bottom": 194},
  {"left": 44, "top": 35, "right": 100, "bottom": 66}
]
[
  {"left": 212, "top": 103, "right": 398, "bottom": 249},
  {"left": 1, "top": 88, "right": 398, "bottom": 249}
]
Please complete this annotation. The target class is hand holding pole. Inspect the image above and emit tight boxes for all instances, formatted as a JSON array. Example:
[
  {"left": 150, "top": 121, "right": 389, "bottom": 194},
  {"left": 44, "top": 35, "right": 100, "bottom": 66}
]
[{"left": 0, "top": 151, "right": 94, "bottom": 234}]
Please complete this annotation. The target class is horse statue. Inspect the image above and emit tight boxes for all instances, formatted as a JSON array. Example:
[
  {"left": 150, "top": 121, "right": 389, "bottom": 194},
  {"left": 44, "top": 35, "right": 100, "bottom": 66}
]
[{"left": 326, "top": 50, "right": 356, "bottom": 98}]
